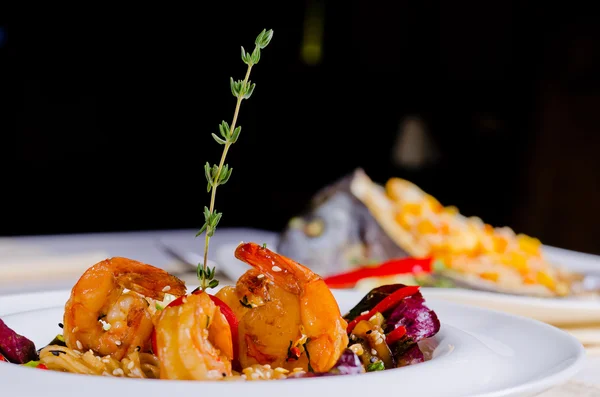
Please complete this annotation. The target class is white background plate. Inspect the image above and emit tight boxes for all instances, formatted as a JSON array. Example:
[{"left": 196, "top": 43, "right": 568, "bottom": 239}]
[{"left": 0, "top": 288, "right": 586, "bottom": 397}]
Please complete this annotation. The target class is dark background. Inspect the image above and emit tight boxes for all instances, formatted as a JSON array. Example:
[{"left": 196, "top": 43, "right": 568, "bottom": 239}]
[{"left": 1, "top": 2, "right": 599, "bottom": 254}]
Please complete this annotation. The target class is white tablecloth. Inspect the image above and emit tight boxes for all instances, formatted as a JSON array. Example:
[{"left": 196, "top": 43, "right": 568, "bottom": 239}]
[{"left": 0, "top": 228, "right": 598, "bottom": 395}]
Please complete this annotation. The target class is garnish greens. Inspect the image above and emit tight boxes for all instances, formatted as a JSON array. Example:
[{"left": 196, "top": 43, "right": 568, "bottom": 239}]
[
  {"left": 366, "top": 360, "right": 385, "bottom": 372},
  {"left": 196, "top": 28, "right": 274, "bottom": 291}
]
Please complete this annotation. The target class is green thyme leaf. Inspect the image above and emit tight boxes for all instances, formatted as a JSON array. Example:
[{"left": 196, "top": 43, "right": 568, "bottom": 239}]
[
  {"left": 212, "top": 133, "right": 226, "bottom": 145},
  {"left": 230, "top": 126, "right": 241, "bottom": 143},
  {"left": 251, "top": 47, "right": 261, "bottom": 64},
  {"left": 208, "top": 279, "right": 219, "bottom": 289}
]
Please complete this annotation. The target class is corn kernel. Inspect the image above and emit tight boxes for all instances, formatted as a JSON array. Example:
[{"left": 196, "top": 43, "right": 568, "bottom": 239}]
[
  {"left": 506, "top": 252, "right": 528, "bottom": 273},
  {"left": 417, "top": 219, "right": 437, "bottom": 234},
  {"left": 479, "top": 272, "right": 499, "bottom": 282},
  {"left": 536, "top": 271, "right": 555, "bottom": 290},
  {"left": 517, "top": 234, "right": 542, "bottom": 256},
  {"left": 492, "top": 236, "right": 508, "bottom": 253},
  {"left": 403, "top": 202, "right": 422, "bottom": 216}
]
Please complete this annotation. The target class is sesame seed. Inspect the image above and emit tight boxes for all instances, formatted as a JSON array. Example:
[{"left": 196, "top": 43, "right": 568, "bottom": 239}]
[
  {"left": 376, "top": 338, "right": 384, "bottom": 345},
  {"left": 102, "top": 358, "right": 110, "bottom": 364},
  {"left": 293, "top": 367, "right": 304, "bottom": 372},
  {"left": 112, "top": 368, "right": 124, "bottom": 376},
  {"left": 360, "top": 311, "right": 369, "bottom": 315},
  {"left": 257, "top": 274, "right": 265, "bottom": 279},
  {"left": 371, "top": 349, "right": 377, "bottom": 355},
  {"left": 263, "top": 364, "right": 271, "bottom": 369},
  {"left": 76, "top": 340, "right": 83, "bottom": 350},
  {"left": 369, "top": 315, "right": 377, "bottom": 322},
  {"left": 274, "top": 367, "right": 289, "bottom": 374},
  {"left": 350, "top": 334, "right": 356, "bottom": 340},
  {"left": 241, "top": 374, "right": 247, "bottom": 379},
  {"left": 272, "top": 266, "right": 282, "bottom": 272},
  {"left": 127, "top": 361, "right": 134, "bottom": 370},
  {"left": 182, "top": 297, "right": 187, "bottom": 304},
  {"left": 162, "top": 285, "right": 171, "bottom": 292},
  {"left": 72, "top": 327, "right": 79, "bottom": 333},
  {"left": 250, "top": 373, "right": 260, "bottom": 380},
  {"left": 115, "top": 340, "right": 122, "bottom": 346}
]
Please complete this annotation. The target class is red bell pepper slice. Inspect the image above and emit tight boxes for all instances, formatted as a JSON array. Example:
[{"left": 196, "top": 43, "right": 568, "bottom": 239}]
[
  {"left": 324, "top": 257, "right": 432, "bottom": 289},
  {"left": 0, "top": 353, "right": 6, "bottom": 362},
  {"left": 385, "top": 325, "right": 407, "bottom": 345},
  {"left": 36, "top": 363, "right": 48, "bottom": 370},
  {"left": 346, "top": 285, "right": 420, "bottom": 334},
  {"left": 208, "top": 294, "right": 239, "bottom": 364}
]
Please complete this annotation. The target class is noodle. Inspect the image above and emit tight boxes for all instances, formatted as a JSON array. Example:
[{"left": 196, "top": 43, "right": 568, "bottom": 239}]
[{"left": 39, "top": 345, "right": 160, "bottom": 378}]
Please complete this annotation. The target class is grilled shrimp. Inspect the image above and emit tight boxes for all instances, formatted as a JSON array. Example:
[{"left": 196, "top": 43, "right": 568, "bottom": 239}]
[
  {"left": 63, "top": 257, "right": 187, "bottom": 360},
  {"left": 215, "top": 242, "right": 348, "bottom": 373},
  {"left": 154, "top": 292, "right": 233, "bottom": 380}
]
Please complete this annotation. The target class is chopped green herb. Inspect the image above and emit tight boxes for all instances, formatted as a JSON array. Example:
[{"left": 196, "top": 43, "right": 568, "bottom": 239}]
[
  {"left": 303, "top": 339, "right": 314, "bottom": 373},
  {"left": 366, "top": 360, "right": 385, "bottom": 372},
  {"left": 240, "top": 295, "right": 253, "bottom": 308},
  {"left": 23, "top": 360, "right": 40, "bottom": 368}
]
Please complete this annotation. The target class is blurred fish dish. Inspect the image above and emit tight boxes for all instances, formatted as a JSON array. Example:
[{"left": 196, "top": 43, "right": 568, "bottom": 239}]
[{"left": 277, "top": 169, "right": 597, "bottom": 298}]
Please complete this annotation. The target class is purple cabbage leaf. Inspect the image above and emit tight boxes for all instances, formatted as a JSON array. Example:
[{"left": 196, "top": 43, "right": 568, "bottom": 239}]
[{"left": 0, "top": 318, "right": 38, "bottom": 364}]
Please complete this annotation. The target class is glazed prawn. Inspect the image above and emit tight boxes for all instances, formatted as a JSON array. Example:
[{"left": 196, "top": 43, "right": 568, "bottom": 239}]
[
  {"left": 63, "top": 257, "right": 187, "bottom": 361},
  {"left": 154, "top": 292, "right": 233, "bottom": 380},
  {"left": 216, "top": 242, "right": 348, "bottom": 373}
]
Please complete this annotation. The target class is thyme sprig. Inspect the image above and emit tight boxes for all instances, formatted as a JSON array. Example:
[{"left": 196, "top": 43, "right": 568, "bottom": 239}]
[{"left": 196, "top": 28, "right": 274, "bottom": 291}]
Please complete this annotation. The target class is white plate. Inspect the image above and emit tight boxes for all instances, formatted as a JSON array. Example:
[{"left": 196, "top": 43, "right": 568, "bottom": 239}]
[
  {"left": 0, "top": 289, "right": 585, "bottom": 397},
  {"left": 213, "top": 230, "right": 600, "bottom": 326}
]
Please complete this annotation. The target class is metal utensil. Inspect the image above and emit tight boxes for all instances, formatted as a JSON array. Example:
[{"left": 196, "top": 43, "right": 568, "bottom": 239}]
[{"left": 156, "top": 240, "right": 227, "bottom": 279}]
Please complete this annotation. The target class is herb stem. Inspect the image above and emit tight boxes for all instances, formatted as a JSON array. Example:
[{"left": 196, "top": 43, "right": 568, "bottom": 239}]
[
  {"left": 200, "top": 64, "right": 253, "bottom": 291},
  {"left": 197, "top": 28, "right": 273, "bottom": 291}
]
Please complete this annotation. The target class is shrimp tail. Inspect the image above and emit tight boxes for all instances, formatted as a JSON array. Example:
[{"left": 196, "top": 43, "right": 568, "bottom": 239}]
[{"left": 235, "top": 242, "right": 316, "bottom": 295}]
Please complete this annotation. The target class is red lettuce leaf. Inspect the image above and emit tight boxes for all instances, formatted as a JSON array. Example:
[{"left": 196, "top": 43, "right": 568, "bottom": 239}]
[
  {"left": 395, "top": 343, "right": 424, "bottom": 367},
  {"left": 385, "top": 291, "right": 440, "bottom": 342},
  {"left": 0, "top": 318, "right": 38, "bottom": 364}
]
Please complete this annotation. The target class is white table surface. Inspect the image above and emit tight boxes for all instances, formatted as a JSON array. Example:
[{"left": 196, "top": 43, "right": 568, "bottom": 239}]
[{"left": 0, "top": 228, "right": 598, "bottom": 395}]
